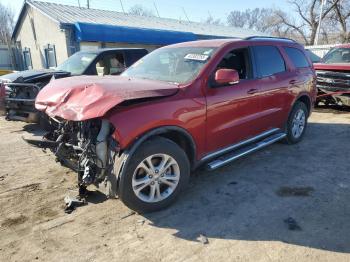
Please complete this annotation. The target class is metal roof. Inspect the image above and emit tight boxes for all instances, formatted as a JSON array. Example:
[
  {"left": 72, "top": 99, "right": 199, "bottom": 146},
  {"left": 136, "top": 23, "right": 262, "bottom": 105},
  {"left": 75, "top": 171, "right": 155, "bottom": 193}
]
[{"left": 20, "top": 0, "right": 263, "bottom": 39}]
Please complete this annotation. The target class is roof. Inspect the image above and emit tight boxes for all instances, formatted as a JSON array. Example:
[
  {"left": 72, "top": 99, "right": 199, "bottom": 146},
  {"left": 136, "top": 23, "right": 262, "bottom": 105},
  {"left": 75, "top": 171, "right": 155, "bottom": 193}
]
[
  {"left": 166, "top": 37, "right": 303, "bottom": 49},
  {"left": 335, "top": 43, "right": 350, "bottom": 48},
  {"left": 13, "top": 0, "right": 264, "bottom": 39},
  {"left": 167, "top": 39, "right": 239, "bottom": 48}
]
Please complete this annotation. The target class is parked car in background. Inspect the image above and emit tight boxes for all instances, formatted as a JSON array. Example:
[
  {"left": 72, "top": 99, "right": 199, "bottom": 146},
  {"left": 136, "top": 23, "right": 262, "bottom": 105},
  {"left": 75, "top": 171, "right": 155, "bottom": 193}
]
[
  {"left": 305, "top": 49, "right": 321, "bottom": 63},
  {"left": 31, "top": 37, "right": 316, "bottom": 213},
  {"left": 0, "top": 48, "right": 148, "bottom": 123},
  {"left": 314, "top": 44, "right": 350, "bottom": 106}
]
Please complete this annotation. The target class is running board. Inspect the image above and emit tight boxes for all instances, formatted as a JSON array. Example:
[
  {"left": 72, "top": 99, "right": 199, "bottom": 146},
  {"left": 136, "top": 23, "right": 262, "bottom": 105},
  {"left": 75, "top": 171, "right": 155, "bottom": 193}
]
[{"left": 207, "top": 132, "right": 286, "bottom": 170}]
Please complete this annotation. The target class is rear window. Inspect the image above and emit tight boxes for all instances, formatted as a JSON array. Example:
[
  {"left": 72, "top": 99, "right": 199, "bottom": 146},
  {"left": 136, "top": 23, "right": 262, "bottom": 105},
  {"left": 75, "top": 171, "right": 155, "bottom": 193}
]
[
  {"left": 284, "top": 47, "right": 310, "bottom": 68},
  {"left": 252, "top": 46, "right": 286, "bottom": 77}
]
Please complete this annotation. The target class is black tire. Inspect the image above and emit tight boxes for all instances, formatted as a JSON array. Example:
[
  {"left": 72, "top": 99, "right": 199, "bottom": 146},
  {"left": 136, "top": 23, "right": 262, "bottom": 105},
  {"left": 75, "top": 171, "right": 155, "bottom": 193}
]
[
  {"left": 284, "top": 101, "right": 308, "bottom": 144},
  {"left": 118, "top": 136, "right": 190, "bottom": 213}
]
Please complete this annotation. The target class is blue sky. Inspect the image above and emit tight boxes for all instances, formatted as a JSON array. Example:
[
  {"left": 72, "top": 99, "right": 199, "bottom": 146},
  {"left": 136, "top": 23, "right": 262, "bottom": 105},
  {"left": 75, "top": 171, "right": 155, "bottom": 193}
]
[{"left": 2, "top": 0, "right": 288, "bottom": 22}]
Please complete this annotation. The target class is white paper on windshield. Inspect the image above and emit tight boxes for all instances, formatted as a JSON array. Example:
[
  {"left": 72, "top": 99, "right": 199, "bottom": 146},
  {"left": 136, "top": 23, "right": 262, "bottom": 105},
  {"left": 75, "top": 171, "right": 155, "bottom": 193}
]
[{"left": 184, "top": 54, "right": 209, "bottom": 61}]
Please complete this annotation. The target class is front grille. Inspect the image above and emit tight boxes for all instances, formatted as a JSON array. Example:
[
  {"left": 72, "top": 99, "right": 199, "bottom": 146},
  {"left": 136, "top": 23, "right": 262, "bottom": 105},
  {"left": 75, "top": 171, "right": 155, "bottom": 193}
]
[{"left": 316, "top": 70, "right": 350, "bottom": 90}]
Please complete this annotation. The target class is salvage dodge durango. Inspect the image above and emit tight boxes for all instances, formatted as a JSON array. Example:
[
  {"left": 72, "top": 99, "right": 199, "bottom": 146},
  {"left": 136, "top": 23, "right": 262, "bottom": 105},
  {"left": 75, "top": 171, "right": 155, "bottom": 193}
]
[{"left": 32, "top": 37, "right": 316, "bottom": 213}]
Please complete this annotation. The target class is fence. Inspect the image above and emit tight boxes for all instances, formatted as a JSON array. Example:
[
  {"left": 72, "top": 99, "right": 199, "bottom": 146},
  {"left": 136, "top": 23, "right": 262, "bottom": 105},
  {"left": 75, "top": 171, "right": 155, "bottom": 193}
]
[{"left": 305, "top": 44, "right": 339, "bottom": 58}]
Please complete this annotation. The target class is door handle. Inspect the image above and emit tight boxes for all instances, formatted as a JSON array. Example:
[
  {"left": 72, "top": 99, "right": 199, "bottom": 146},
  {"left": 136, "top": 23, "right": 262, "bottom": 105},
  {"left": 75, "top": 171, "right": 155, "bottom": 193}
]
[
  {"left": 247, "top": 88, "right": 258, "bottom": 94},
  {"left": 289, "top": 79, "right": 297, "bottom": 85}
]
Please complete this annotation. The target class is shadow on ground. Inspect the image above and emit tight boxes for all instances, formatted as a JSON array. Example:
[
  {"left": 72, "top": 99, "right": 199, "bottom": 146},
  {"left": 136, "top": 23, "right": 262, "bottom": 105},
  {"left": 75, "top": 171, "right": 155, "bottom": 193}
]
[
  {"left": 314, "top": 104, "right": 350, "bottom": 114},
  {"left": 13, "top": 110, "right": 350, "bottom": 253},
  {"left": 142, "top": 122, "right": 350, "bottom": 253}
]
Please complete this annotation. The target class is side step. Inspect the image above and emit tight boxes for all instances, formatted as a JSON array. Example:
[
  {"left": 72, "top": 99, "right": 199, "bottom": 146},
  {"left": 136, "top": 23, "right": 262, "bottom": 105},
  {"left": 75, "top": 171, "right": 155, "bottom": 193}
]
[{"left": 207, "top": 132, "right": 286, "bottom": 170}]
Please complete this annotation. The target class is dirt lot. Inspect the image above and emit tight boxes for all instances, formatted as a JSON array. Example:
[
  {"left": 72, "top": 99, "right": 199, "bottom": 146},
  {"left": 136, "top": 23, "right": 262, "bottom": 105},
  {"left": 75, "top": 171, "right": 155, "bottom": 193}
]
[{"left": 0, "top": 107, "right": 349, "bottom": 262}]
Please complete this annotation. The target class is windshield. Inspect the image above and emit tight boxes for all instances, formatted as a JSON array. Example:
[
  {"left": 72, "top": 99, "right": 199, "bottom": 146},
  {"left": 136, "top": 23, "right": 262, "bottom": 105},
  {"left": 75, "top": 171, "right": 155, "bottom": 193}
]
[
  {"left": 56, "top": 52, "right": 97, "bottom": 75},
  {"left": 122, "top": 47, "right": 216, "bottom": 84},
  {"left": 322, "top": 47, "right": 350, "bottom": 64}
]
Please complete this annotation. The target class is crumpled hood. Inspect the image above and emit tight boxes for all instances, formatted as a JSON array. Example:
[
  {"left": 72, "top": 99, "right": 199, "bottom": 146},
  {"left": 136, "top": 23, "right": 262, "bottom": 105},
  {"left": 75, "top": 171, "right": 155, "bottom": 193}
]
[{"left": 35, "top": 75, "right": 179, "bottom": 121}]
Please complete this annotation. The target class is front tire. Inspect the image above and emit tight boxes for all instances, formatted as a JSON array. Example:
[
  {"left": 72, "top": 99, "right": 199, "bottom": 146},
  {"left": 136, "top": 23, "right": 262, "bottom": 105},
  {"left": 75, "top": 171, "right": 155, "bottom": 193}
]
[
  {"left": 284, "top": 101, "right": 308, "bottom": 144},
  {"left": 118, "top": 136, "right": 190, "bottom": 213}
]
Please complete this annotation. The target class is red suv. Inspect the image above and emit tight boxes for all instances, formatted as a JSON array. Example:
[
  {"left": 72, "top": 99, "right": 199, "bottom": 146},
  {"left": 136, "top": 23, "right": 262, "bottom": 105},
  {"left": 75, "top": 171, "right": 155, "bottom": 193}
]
[{"left": 33, "top": 37, "right": 316, "bottom": 212}]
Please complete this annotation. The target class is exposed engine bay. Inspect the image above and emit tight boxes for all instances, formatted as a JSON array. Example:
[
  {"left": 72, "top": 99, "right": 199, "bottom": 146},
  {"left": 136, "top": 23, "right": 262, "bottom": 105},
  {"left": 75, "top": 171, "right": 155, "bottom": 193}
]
[{"left": 26, "top": 118, "right": 119, "bottom": 197}]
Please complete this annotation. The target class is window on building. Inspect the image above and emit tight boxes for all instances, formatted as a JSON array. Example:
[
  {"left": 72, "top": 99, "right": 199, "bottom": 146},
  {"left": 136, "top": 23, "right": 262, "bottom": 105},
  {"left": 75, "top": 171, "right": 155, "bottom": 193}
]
[
  {"left": 23, "top": 47, "right": 32, "bottom": 70},
  {"left": 44, "top": 44, "right": 57, "bottom": 69},
  {"left": 252, "top": 46, "right": 286, "bottom": 77},
  {"left": 284, "top": 47, "right": 310, "bottom": 68}
]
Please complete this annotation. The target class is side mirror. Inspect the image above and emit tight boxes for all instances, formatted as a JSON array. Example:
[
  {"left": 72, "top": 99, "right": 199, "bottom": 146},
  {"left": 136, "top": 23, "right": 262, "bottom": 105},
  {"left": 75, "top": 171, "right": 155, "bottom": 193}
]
[{"left": 215, "top": 69, "right": 239, "bottom": 85}]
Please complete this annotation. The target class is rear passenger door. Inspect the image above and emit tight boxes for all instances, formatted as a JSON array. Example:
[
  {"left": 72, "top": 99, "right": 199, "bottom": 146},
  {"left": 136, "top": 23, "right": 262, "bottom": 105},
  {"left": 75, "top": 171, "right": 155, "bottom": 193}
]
[
  {"left": 251, "top": 45, "right": 292, "bottom": 130},
  {"left": 282, "top": 46, "right": 316, "bottom": 103}
]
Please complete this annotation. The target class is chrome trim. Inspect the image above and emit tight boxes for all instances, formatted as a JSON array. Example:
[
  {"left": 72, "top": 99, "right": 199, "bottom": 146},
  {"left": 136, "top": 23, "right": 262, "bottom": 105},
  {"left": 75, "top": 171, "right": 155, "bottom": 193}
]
[
  {"left": 207, "top": 133, "right": 286, "bottom": 170},
  {"left": 5, "top": 98, "right": 35, "bottom": 103},
  {"left": 201, "top": 128, "right": 280, "bottom": 162}
]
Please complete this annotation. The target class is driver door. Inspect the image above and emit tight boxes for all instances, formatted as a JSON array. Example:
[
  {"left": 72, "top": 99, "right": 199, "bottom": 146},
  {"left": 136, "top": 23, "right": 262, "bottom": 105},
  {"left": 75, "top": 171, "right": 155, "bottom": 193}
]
[{"left": 205, "top": 47, "right": 266, "bottom": 153}]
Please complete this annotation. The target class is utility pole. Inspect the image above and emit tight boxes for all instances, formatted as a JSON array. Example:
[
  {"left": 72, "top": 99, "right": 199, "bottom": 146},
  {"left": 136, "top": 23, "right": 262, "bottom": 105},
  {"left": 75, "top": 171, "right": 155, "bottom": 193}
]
[
  {"left": 182, "top": 7, "right": 190, "bottom": 22},
  {"left": 153, "top": 2, "right": 160, "bottom": 17},
  {"left": 87, "top": 0, "right": 90, "bottom": 9},
  {"left": 119, "top": 0, "right": 125, "bottom": 13},
  {"left": 315, "top": 0, "right": 325, "bottom": 45}
]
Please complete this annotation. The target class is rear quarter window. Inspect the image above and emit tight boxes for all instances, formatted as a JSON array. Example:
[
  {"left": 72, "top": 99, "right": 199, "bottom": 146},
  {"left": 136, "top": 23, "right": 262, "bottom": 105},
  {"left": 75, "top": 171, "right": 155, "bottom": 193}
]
[
  {"left": 252, "top": 46, "right": 286, "bottom": 78},
  {"left": 284, "top": 47, "right": 310, "bottom": 68}
]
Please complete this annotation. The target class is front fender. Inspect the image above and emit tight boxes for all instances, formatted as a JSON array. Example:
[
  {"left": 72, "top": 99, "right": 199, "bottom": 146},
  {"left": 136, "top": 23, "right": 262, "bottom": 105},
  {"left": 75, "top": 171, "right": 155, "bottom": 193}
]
[{"left": 105, "top": 95, "right": 207, "bottom": 159}]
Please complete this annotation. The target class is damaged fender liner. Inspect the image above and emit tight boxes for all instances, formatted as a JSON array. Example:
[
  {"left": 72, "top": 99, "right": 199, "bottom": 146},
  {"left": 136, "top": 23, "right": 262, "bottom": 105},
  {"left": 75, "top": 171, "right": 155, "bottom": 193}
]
[{"left": 35, "top": 76, "right": 180, "bottom": 121}]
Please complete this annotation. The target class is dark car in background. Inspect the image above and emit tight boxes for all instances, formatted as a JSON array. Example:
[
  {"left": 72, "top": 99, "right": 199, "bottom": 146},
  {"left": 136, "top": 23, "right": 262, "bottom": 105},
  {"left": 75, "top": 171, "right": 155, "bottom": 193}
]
[
  {"left": 314, "top": 44, "right": 350, "bottom": 106},
  {"left": 0, "top": 48, "right": 148, "bottom": 122}
]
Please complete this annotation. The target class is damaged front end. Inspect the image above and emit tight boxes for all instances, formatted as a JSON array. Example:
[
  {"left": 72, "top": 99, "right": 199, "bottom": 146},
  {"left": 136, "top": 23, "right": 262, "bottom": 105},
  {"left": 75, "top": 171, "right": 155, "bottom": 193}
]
[{"left": 27, "top": 118, "right": 120, "bottom": 196}]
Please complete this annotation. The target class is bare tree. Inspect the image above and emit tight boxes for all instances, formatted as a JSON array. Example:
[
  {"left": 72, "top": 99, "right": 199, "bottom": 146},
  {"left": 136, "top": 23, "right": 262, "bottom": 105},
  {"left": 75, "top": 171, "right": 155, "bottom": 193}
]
[
  {"left": 275, "top": 0, "right": 340, "bottom": 45},
  {"left": 128, "top": 4, "right": 155, "bottom": 17},
  {"left": 202, "top": 15, "right": 223, "bottom": 25},
  {"left": 227, "top": 8, "right": 277, "bottom": 33},
  {"left": 0, "top": 3, "right": 15, "bottom": 68},
  {"left": 0, "top": 3, "right": 14, "bottom": 44},
  {"left": 330, "top": 0, "right": 350, "bottom": 43}
]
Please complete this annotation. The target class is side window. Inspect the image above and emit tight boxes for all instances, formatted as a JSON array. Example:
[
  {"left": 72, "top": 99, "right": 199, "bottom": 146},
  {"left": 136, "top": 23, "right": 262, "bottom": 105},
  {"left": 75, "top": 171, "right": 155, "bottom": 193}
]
[
  {"left": 252, "top": 46, "right": 286, "bottom": 77},
  {"left": 216, "top": 48, "right": 251, "bottom": 80},
  {"left": 95, "top": 53, "right": 126, "bottom": 76},
  {"left": 284, "top": 47, "right": 310, "bottom": 68}
]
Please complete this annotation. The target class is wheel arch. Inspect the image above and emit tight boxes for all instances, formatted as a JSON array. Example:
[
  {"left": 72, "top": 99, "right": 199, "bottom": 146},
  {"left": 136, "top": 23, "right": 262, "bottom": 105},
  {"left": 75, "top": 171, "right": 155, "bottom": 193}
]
[
  {"left": 295, "top": 94, "right": 312, "bottom": 116},
  {"left": 115, "top": 126, "right": 197, "bottom": 181}
]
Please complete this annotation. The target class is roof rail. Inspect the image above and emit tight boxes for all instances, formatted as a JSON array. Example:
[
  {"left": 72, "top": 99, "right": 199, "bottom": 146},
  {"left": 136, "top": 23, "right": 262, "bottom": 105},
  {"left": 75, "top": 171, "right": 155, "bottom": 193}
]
[{"left": 244, "top": 36, "right": 297, "bottom": 43}]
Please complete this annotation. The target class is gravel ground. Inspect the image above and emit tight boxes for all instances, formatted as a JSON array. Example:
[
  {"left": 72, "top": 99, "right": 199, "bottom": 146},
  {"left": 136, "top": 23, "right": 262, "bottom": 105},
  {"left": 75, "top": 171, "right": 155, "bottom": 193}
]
[{"left": 0, "top": 106, "right": 349, "bottom": 262}]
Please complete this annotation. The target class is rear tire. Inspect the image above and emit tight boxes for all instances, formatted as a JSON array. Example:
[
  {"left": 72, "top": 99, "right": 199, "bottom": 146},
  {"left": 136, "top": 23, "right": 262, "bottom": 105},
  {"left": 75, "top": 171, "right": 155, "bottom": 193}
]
[
  {"left": 118, "top": 136, "right": 190, "bottom": 213},
  {"left": 284, "top": 101, "right": 308, "bottom": 144}
]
